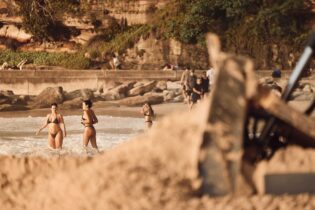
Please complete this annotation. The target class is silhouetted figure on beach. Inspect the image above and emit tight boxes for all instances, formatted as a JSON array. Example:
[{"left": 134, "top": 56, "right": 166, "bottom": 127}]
[
  {"left": 180, "top": 67, "right": 190, "bottom": 102},
  {"left": 190, "top": 77, "right": 203, "bottom": 110},
  {"left": 201, "top": 71, "right": 210, "bottom": 96},
  {"left": 187, "top": 69, "right": 197, "bottom": 106}
]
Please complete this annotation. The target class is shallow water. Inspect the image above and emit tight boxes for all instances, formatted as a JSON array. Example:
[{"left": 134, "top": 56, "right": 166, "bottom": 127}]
[{"left": 0, "top": 115, "right": 144, "bottom": 157}]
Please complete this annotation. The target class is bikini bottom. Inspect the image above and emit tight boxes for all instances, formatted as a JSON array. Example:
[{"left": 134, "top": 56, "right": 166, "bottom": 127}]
[{"left": 49, "top": 130, "right": 62, "bottom": 138}]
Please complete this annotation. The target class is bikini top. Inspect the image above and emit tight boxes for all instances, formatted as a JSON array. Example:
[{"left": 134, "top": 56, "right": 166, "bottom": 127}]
[
  {"left": 82, "top": 115, "right": 94, "bottom": 127},
  {"left": 47, "top": 115, "right": 59, "bottom": 124}
]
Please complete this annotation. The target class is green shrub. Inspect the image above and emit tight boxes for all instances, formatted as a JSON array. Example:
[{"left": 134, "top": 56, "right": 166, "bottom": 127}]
[
  {"left": 154, "top": 0, "right": 312, "bottom": 47},
  {"left": 87, "top": 24, "right": 151, "bottom": 57},
  {"left": 15, "top": 0, "right": 80, "bottom": 40},
  {"left": 0, "top": 51, "right": 91, "bottom": 69}
]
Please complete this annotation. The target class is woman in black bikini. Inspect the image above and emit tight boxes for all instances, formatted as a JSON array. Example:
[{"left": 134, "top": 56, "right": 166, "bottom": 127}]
[
  {"left": 81, "top": 100, "right": 98, "bottom": 150},
  {"left": 36, "top": 103, "right": 66, "bottom": 149},
  {"left": 141, "top": 102, "right": 155, "bottom": 129}
]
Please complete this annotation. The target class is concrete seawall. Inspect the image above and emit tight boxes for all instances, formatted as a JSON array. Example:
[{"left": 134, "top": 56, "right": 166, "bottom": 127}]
[
  {"left": 0, "top": 70, "right": 313, "bottom": 95},
  {"left": 0, "top": 70, "right": 182, "bottom": 95}
]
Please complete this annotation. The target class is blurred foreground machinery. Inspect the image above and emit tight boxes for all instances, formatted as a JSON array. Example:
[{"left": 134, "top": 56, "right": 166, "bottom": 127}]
[{"left": 199, "top": 33, "right": 315, "bottom": 195}]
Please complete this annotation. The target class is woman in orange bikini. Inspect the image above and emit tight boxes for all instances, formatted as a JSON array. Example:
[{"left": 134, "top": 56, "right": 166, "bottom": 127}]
[
  {"left": 36, "top": 103, "right": 66, "bottom": 149},
  {"left": 81, "top": 100, "right": 98, "bottom": 150}
]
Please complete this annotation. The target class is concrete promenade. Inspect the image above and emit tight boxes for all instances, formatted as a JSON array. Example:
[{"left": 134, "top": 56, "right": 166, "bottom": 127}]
[{"left": 0, "top": 69, "right": 312, "bottom": 95}]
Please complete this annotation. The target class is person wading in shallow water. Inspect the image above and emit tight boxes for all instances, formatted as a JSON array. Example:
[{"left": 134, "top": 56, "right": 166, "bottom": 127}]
[
  {"left": 36, "top": 103, "right": 66, "bottom": 149},
  {"left": 141, "top": 102, "right": 155, "bottom": 129},
  {"left": 81, "top": 100, "right": 98, "bottom": 151}
]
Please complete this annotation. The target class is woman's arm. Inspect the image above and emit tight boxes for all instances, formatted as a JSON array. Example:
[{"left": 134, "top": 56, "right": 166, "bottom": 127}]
[
  {"left": 82, "top": 110, "right": 93, "bottom": 124},
  {"left": 141, "top": 106, "right": 150, "bottom": 115},
  {"left": 60, "top": 115, "right": 67, "bottom": 137},
  {"left": 193, "top": 87, "right": 202, "bottom": 95},
  {"left": 36, "top": 115, "right": 49, "bottom": 135},
  {"left": 91, "top": 110, "right": 98, "bottom": 124}
]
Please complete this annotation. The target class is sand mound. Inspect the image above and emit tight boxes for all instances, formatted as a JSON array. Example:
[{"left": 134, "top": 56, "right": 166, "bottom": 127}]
[
  {"left": 1, "top": 101, "right": 315, "bottom": 210},
  {"left": 263, "top": 146, "right": 315, "bottom": 174}
]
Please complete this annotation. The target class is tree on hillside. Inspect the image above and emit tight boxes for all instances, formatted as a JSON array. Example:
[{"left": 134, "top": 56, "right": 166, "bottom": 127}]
[
  {"left": 15, "top": 0, "right": 80, "bottom": 41},
  {"left": 158, "top": 0, "right": 313, "bottom": 45}
]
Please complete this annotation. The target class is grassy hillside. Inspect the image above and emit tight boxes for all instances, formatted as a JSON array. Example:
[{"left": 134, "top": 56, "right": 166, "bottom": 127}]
[{"left": 1, "top": 0, "right": 313, "bottom": 69}]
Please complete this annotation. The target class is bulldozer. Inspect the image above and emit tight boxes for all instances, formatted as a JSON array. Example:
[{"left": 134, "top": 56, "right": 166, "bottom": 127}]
[{"left": 198, "top": 33, "right": 315, "bottom": 196}]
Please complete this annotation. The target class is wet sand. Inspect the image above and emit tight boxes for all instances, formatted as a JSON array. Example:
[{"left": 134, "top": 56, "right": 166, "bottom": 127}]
[
  {"left": 0, "top": 100, "right": 313, "bottom": 118},
  {"left": 0, "top": 102, "right": 189, "bottom": 118}
]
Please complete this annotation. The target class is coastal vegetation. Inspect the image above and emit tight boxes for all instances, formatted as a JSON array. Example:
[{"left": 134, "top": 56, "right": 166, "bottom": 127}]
[
  {"left": 154, "top": 0, "right": 313, "bottom": 47},
  {"left": 0, "top": 0, "right": 313, "bottom": 69},
  {"left": 15, "top": 0, "right": 80, "bottom": 41},
  {"left": 0, "top": 51, "right": 90, "bottom": 69}
]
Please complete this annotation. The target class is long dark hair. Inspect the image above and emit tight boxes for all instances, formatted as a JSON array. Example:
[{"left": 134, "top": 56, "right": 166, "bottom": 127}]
[{"left": 83, "top": 100, "right": 93, "bottom": 108}]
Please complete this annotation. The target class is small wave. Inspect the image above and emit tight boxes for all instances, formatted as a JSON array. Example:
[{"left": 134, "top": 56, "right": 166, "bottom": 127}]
[{"left": 0, "top": 115, "right": 145, "bottom": 156}]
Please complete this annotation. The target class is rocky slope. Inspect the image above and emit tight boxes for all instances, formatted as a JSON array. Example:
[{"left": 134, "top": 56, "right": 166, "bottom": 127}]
[{"left": 0, "top": 0, "right": 313, "bottom": 70}]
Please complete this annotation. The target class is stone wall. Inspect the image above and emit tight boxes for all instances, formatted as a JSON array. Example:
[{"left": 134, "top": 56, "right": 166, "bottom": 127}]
[
  {"left": 125, "top": 36, "right": 209, "bottom": 70},
  {"left": 0, "top": 70, "right": 181, "bottom": 95},
  {"left": 1, "top": 69, "right": 312, "bottom": 95}
]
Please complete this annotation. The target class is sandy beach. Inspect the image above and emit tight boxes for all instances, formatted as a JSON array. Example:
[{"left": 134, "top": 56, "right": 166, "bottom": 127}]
[
  {"left": 0, "top": 100, "right": 314, "bottom": 210},
  {"left": 0, "top": 100, "right": 313, "bottom": 119}
]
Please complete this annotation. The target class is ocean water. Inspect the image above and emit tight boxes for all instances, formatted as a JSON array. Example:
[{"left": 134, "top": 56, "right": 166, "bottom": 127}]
[{"left": 0, "top": 115, "right": 144, "bottom": 157}]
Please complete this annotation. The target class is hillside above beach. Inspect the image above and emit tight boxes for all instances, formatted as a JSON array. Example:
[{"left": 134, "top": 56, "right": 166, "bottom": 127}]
[{"left": 0, "top": 0, "right": 314, "bottom": 70}]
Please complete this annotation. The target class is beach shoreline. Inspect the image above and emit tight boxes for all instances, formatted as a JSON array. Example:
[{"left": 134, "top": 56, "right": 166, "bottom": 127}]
[
  {"left": 0, "top": 100, "right": 313, "bottom": 118},
  {"left": 0, "top": 102, "right": 189, "bottom": 118}
]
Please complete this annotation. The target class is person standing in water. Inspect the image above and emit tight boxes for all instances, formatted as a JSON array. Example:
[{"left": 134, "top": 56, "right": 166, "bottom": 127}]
[
  {"left": 141, "top": 102, "right": 155, "bottom": 129},
  {"left": 81, "top": 100, "right": 98, "bottom": 150},
  {"left": 36, "top": 103, "right": 66, "bottom": 149}
]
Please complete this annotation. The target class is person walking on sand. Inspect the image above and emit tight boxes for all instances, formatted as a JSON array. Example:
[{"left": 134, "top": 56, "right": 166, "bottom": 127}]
[
  {"left": 190, "top": 77, "right": 204, "bottom": 110},
  {"left": 206, "top": 67, "right": 215, "bottom": 92},
  {"left": 180, "top": 67, "right": 190, "bottom": 103},
  {"left": 36, "top": 103, "right": 66, "bottom": 149},
  {"left": 141, "top": 102, "right": 155, "bottom": 129},
  {"left": 201, "top": 71, "right": 210, "bottom": 96},
  {"left": 81, "top": 100, "right": 98, "bottom": 150},
  {"left": 186, "top": 69, "right": 197, "bottom": 106}
]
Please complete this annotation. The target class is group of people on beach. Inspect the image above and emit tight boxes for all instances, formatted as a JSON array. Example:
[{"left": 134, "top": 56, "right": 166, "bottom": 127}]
[
  {"left": 36, "top": 100, "right": 155, "bottom": 150},
  {"left": 33, "top": 67, "right": 217, "bottom": 150},
  {"left": 36, "top": 100, "right": 98, "bottom": 150},
  {"left": 180, "top": 67, "right": 214, "bottom": 109}
]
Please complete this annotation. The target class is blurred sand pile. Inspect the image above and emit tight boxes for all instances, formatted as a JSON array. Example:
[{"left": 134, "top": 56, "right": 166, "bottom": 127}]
[{"left": 0, "top": 100, "right": 315, "bottom": 210}]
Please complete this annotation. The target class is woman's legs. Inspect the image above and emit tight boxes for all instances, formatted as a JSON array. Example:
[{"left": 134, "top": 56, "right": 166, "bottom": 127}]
[
  {"left": 48, "top": 133, "right": 56, "bottom": 149},
  {"left": 145, "top": 122, "right": 153, "bottom": 129},
  {"left": 83, "top": 127, "right": 98, "bottom": 148},
  {"left": 83, "top": 128, "right": 91, "bottom": 147},
  {"left": 55, "top": 130, "right": 63, "bottom": 149},
  {"left": 90, "top": 134, "right": 98, "bottom": 149}
]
